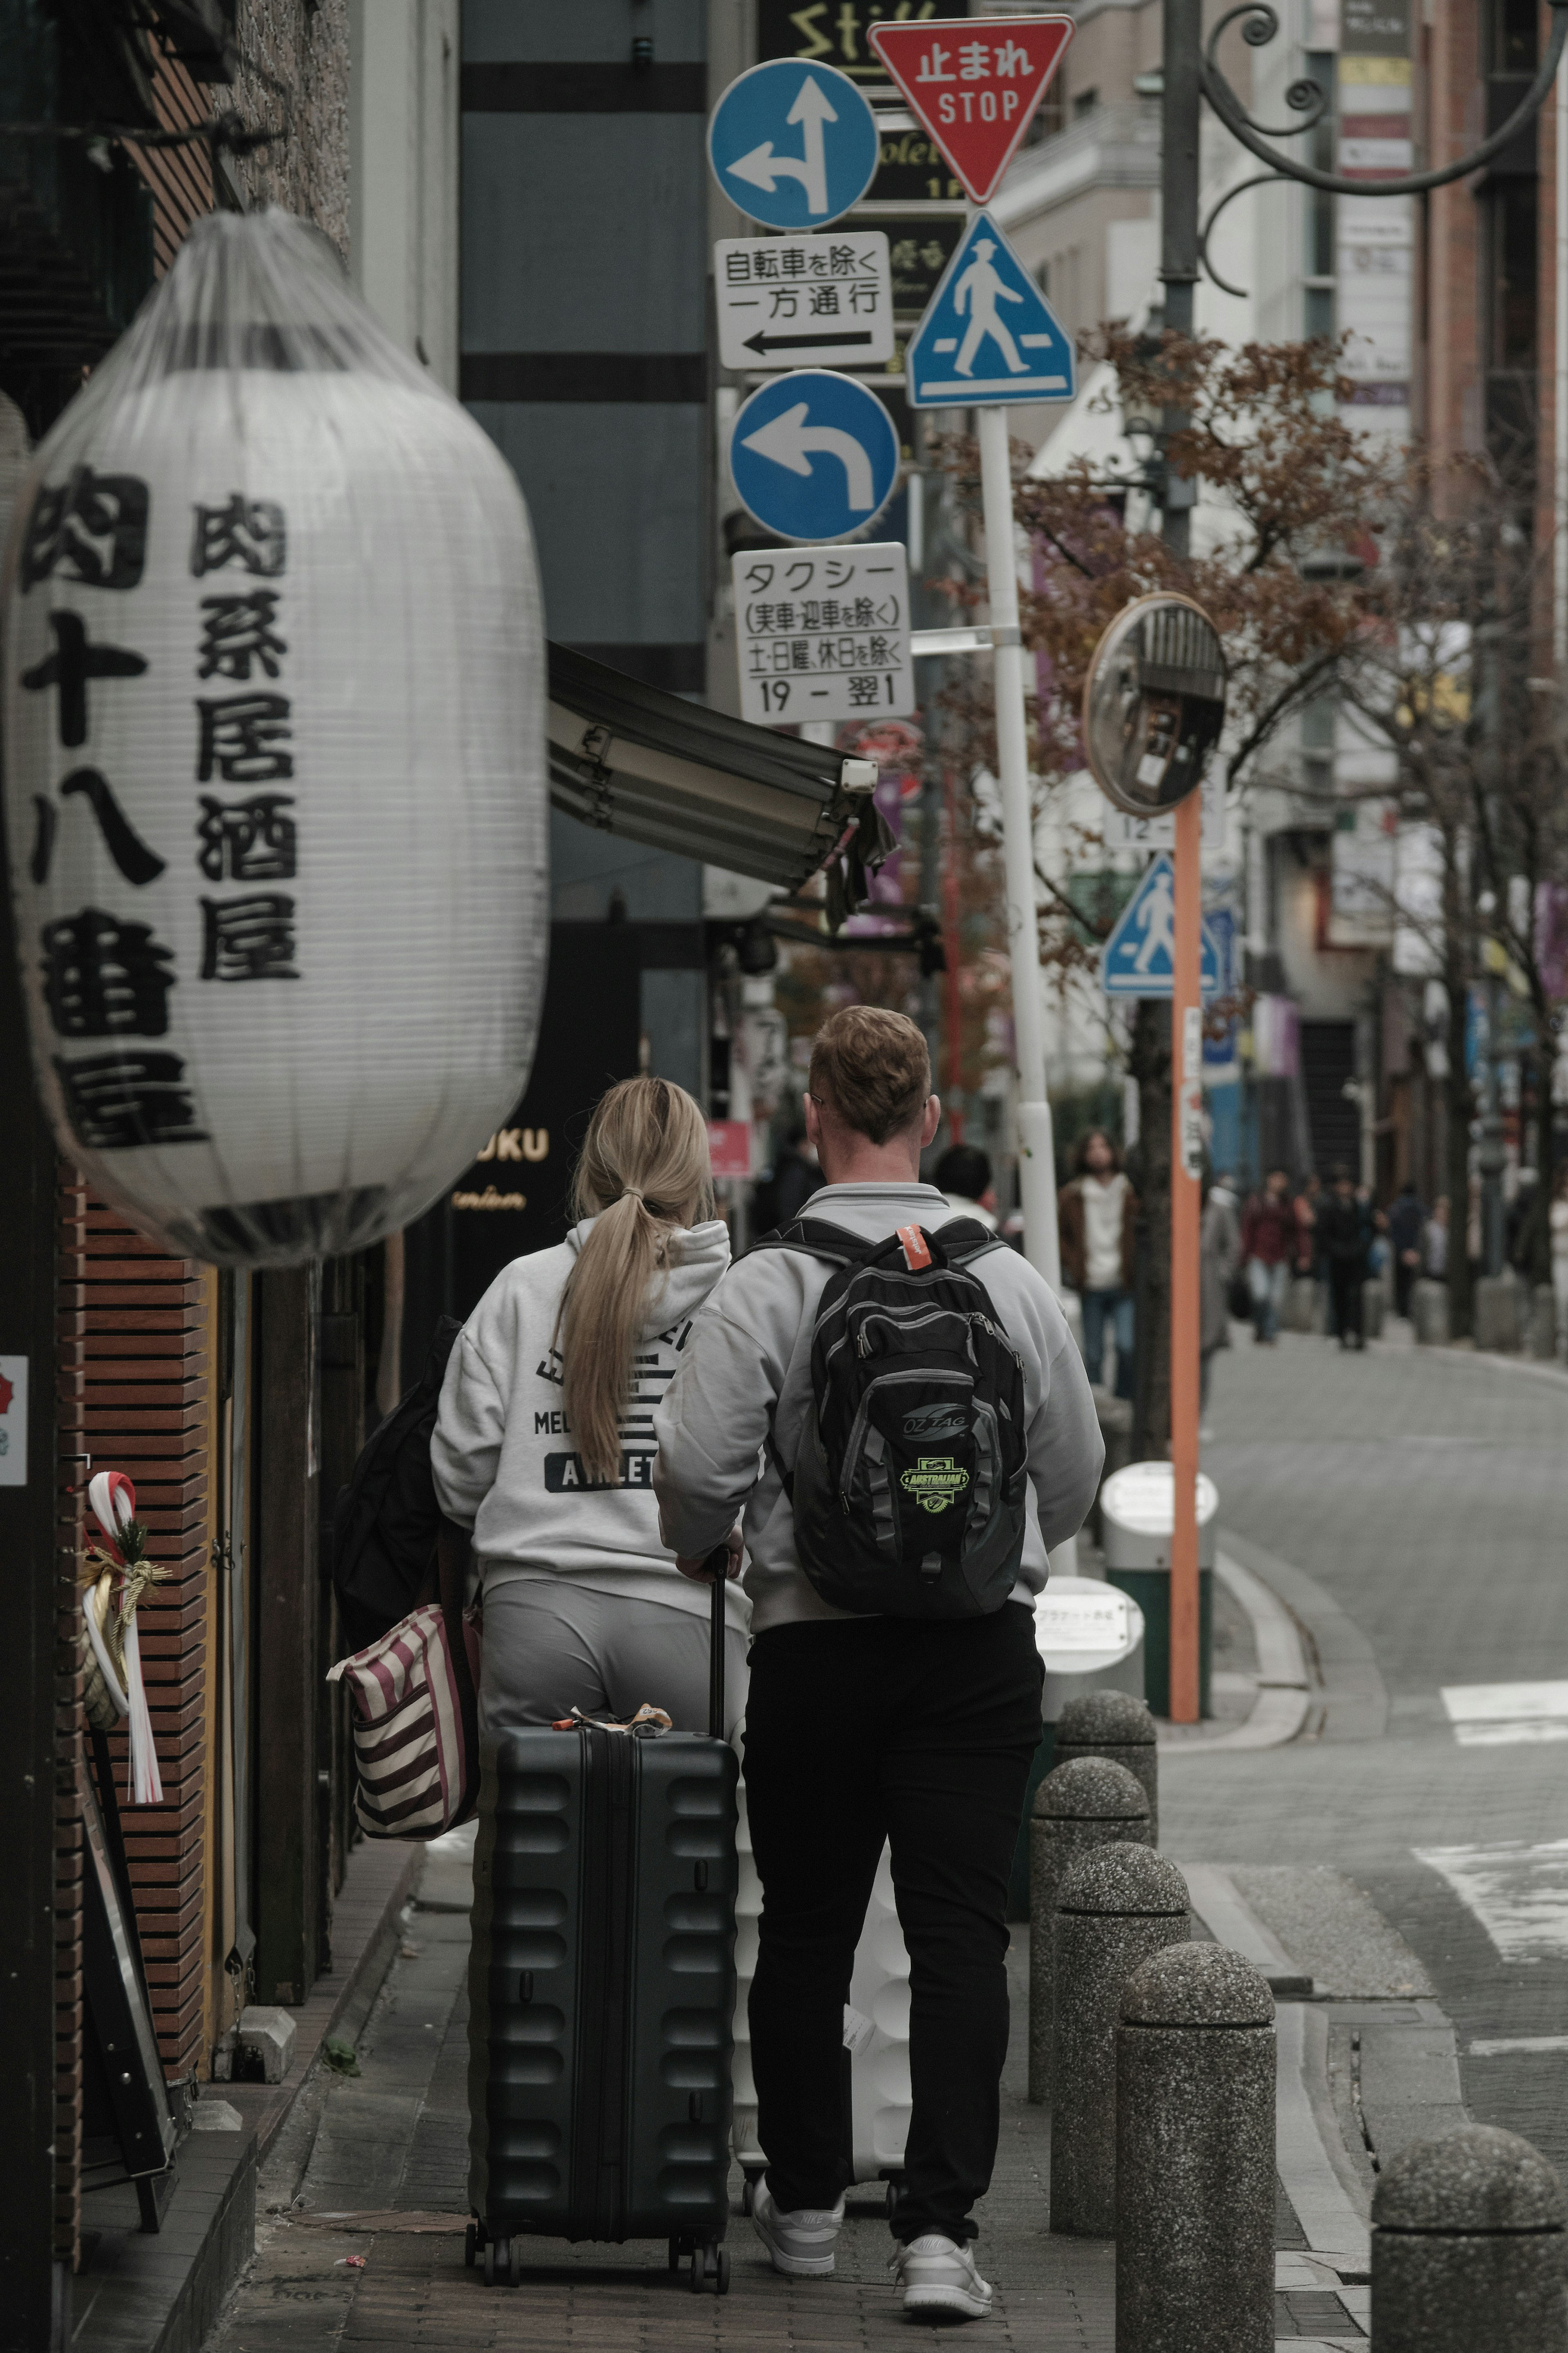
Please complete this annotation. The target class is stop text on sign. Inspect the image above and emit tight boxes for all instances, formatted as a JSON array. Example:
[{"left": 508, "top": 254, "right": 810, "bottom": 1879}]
[{"left": 868, "top": 15, "right": 1074, "bottom": 206}]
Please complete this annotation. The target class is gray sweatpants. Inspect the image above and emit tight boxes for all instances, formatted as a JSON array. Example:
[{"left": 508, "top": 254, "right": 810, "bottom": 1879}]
[{"left": 480, "top": 1579, "right": 748, "bottom": 1741}]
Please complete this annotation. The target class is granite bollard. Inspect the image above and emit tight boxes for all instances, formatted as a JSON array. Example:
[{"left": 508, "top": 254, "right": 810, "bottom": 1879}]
[
  {"left": 1050, "top": 1846, "right": 1189, "bottom": 2238},
  {"left": 1372, "top": 2124, "right": 1568, "bottom": 2353},
  {"left": 1412, "top": 1276, "right": 1449, "bottom": 1344},
  {"left": 1116, "top": 1943, "right": 1275, "bottom": 2353},
  {"left": 1029, "top": 1755, "right": 1151, "bottom": 2103},
  {"left": 1055, "top": 1690, "right": 1160, "bottom": 1846}
]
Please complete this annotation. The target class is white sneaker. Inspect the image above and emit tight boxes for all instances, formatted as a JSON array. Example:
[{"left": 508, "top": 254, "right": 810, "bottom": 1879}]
[
  {"left": 751, "top": 2177, "right": 843, "bottom": 2277},
  {"left": 892, "top": 2234, "right": 993, "bottom": 2320}
]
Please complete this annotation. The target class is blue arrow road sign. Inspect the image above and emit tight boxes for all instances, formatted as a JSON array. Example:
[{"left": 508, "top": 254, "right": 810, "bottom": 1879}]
[
  {"left": 728, "top": 370, "right": 900, "bottom": 544},
  {"left": 708, "top": 60, "right": 879, "bottom": 229},
  {"left": 906, "top": 209, "right": 1076, "bottom": 408},
  {"left": 1099, "top": 855, "right": 1223, "bottom": 998}
]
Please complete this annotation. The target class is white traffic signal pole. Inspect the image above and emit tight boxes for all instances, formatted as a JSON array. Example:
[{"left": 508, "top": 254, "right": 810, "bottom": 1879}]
[{"left": 977, "top": 401, "right": 1061, "bottom": 1290}]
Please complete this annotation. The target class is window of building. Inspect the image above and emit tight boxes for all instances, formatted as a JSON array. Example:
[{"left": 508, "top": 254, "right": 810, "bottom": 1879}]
[
  {"left": 1073, "top": 87, "right": 1099, "bottom": 120},
  {"left": 1485, "top": 0, "right": 1538, "bottom": 74},
  {"left": 1303, "top": 49, "right": 1336, "bottom": 338}
]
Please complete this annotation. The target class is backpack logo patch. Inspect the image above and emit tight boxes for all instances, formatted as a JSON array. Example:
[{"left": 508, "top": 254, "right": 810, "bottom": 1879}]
[
  {"left": 902, "top": 1404, "right": 966, "bottom": 1442},
  {"left": 900, "top": 1456, "right": 971, "bottom": 1514}
]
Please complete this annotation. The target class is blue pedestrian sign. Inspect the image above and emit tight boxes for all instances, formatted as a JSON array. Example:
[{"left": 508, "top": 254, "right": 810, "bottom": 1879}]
[
  {"left": 708, "top": 60, "right": 880, "bottom": 230},
  {"left": 906, "top": 209, "right": 1076, "bottom": 408},
  {"left": 728, "top": 370, "right": 900, "bottom": 544},
  {"left": 1099, "top": 855, "right": 1222, "bottom": 999}
]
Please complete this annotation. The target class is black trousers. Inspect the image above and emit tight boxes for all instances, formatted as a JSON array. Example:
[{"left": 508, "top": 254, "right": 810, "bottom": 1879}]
[
  {"left": 743, "top": 1603, "right": 1042, "bottom": 2244},
  {"left": 1330, "top": 1258, "right": 1364, "bottom": 1342}
]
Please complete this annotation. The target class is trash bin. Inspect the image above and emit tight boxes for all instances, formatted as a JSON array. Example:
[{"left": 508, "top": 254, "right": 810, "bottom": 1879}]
[
  {"left": 1100, "top": 1461, "right": 1218, "bottom": 1719},
  {"left": 1007, "top": 1576, "right": 1146, "bottom": 1918}
]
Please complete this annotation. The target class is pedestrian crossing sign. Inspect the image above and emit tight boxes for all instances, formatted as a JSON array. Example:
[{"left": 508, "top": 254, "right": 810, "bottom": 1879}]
[
  {"left": 904, "top": 210, "right": 1075, "bottom": 408},
  {"left": 1099, "top": 854, "right": 1223, "bottom": 998}
]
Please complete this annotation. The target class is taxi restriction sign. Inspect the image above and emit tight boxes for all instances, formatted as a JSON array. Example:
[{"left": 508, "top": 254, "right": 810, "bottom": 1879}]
[{"left": 867, "top": 14, "right": 1074, "bottom": 204}]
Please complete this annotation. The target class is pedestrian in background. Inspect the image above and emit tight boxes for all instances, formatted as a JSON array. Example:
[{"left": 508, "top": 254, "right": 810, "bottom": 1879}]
[
  {"left": 1199, "top": 1173, "right": 1241, "bottom": 1440},
  {"left": 1293, "top": 1171, "right": 1322, "bottom": 1280},
  {"left": 654, "top": 1005, "right": 1102, "bottom": 2320},
  {"left": 1058, "top": 1128, "right": 1138, "bottom": 1399},
  {"left": 1423, "top": 1194, "right": 1450, "bottom": 1280},
  {"left": 431, "top": 1075, "right": 748, "bottom": 1738},
  {"left": 1387, "top": 1177, "right": 1425, "bottom": 1319},
  {"left": 755, "top": 1117, "right": 821, "bottom": 1231},
  {"left": 1550, "top": 1164, "right": 1568, "bottom": 1356},
  {"left": 1319, "top": 1164, "right": 1368, "bottom": 1349},
  {"left": 1240, "top": 1166, "right": 1300, "bottom": 1344},
  {"left": 934, "top": 1140, "right": 999, "bottom": 1232}
]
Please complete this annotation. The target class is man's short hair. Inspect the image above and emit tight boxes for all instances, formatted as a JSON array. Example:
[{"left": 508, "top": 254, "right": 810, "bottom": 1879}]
[{"left": 808, "top": 1006, "right": 930, "bottom": 1146}]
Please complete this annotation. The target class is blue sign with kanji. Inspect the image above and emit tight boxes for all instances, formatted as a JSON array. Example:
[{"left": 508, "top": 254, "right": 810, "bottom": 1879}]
[{"left": 905, "top": 209, "right": 1076, "bottom": 408}]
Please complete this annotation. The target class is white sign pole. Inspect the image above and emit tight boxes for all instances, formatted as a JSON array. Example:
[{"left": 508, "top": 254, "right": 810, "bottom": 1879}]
[{"left": 977, "top": 401, "right": 1060, "bottom": 1292}]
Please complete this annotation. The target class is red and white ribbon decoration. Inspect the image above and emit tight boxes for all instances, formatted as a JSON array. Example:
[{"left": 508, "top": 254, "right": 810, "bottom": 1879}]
[{"left": 85, "top": 1472, "right": 163, "bottom": 1806}]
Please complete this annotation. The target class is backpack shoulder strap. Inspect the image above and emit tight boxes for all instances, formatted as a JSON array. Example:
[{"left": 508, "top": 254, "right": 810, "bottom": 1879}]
[
  {"left": 743, "top": 1216, "right": 872, "bottom": 1267},
  {"left": 936, "top": 1216, "right": 1010, "bottom": 1269}
]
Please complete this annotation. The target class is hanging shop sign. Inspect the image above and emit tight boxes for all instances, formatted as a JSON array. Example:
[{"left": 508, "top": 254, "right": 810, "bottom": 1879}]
[{"left": 0, "top": 210, "right": 548, "bottom": 1268}]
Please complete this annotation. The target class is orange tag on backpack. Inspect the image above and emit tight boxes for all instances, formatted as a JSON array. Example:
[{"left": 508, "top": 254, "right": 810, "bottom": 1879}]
[{"left": 897, "top": 1224, "right": 933, "bottom": 1271}]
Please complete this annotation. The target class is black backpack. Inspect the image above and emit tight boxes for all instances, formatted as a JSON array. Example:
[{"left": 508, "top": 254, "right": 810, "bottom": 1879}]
[
  {"left": 751, "top": 1218, "right": 1029, "bottom": 1619},
  {"left": 332, "top": 1316, "right": 462, "bottom": 1654}
]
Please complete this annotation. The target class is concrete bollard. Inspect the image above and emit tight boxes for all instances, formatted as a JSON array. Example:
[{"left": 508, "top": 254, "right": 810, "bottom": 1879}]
[
  {"left": 1050, "top": 1846, "right": 1188, "bottom": 2238},
  {"left": 1372, "top": 2123, "right": 1568, "bottom": 2353},
  {"left": 1116, "top": 1943, "right": 1275, "bottom": 2353},
  {"left": 1362, "top": 1275, "right": 1385, "bottom": 1340},
  {"left": 1029, "top": 1756, "right": 1150, "bottom": 2103},
  {"left": 1284, "top": 1275, "right": 1317, "bottom": 1333},
  {"left": 1528, "top": 1284, "right": 1559, "bottom": 1361},
  {"left": 1055, "top": 1690, "right": 1160, "bottom": 1846},
  {"left": 1474, "top": 1272, "right": 1523, "bottom": 1352},
  {"left": 1412, "top": 1277, "right": 1450, "bottom": 1345}
]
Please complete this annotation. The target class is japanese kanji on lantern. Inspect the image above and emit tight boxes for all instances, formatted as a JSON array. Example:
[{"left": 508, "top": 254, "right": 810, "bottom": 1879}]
[{"left": 0, "top": 210, "right": 548, "bottom": 1267}]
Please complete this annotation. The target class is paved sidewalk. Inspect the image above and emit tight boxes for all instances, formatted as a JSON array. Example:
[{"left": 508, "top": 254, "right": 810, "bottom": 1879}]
[{"left": 208, "top": 1892, "right": 1115, "bottom": 2352}]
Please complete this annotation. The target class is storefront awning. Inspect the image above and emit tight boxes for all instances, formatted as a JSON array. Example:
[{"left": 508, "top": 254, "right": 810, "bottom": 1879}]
[{"left": 547, "top": 643, "right": 875, "bottom": 891}]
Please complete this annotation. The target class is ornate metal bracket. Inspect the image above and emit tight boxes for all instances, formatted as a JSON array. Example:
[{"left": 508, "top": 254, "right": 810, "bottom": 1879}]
[
  {"left": 1198, "top": 1, "right": 1568, "bottom": 201},
  {"left": 1194, "top": 0, "right": 1568, "bottom": 297}
]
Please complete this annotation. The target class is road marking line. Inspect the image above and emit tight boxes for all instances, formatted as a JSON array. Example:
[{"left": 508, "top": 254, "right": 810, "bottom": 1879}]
[
  {"left": 1414, "top": 1838, "right": 1568, "bottom": 1962},
  {"left": 1468, "top": 2034, "right": 1568, "bottom": 2056}
]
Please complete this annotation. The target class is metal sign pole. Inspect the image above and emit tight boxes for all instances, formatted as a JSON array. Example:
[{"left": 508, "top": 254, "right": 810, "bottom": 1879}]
[
  {"left": 1169, "top": 785, "right": 1203, "bottom": 1722},
  {"left": 977, "top": 401, "right": 1061, "bottom": 1290}
]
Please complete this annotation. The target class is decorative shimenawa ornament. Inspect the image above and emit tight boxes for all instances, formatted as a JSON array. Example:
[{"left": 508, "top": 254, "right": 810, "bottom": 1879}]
[
  {"left": 80, "top": 1470, "right": 169, "bottom": 1805},
  {"left": 0, "top": 210, "right": 548, "bottom": 1265}
]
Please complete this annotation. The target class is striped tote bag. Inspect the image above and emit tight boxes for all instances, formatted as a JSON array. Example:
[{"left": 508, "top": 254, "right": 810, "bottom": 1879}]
[{"left": 327, "top": 1601, "right": 480, "bottom": 1838}]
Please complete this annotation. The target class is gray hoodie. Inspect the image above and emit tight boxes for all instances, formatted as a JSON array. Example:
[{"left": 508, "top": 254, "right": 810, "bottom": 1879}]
[
  {"left": 431, "top": 1216, "right": 748, "bottom": 1630},
  {"left": 653, "top": 1181, "right": 1104, "bottom": 1635}
]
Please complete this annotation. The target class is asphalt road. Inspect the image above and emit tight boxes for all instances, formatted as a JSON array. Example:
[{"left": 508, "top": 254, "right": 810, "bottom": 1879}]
[{"left": 1164, "top": 1319, "right": 1568, "bottom": 2178}]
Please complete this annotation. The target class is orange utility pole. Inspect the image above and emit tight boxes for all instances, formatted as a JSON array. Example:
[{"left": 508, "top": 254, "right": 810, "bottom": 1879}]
[{"left": 1169, "top": 786, "right": 1203, "bottom": 1724}]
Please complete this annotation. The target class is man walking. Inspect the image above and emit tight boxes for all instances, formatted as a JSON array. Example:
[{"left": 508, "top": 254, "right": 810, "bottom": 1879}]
[
  {"left": 1319, "top": 1164, "right": 1369, "bottom": 1349},
  {"left": 654, "top": 1006, "right": 1102, "bottom": 2321},
  {"left": 1386, "top": 1177, "right": 1426, "bottom": 1320},
  {"left": 1240, "top": 1166, "right": 1301, "bottom": 1343}
]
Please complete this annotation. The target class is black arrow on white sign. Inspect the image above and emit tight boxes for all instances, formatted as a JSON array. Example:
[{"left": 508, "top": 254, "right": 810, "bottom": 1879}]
[{"left": 742, "top": 327, "right": 878, "bottom": 356}]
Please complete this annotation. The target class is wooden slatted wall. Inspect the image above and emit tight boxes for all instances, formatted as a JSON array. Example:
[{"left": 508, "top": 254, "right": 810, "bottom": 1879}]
[
  {"left": 64, "top": 1195, "right": 212, "bottom": 2080},
  {"left": 55, "top": 1173, "right": 87, "bottom": 2265}
]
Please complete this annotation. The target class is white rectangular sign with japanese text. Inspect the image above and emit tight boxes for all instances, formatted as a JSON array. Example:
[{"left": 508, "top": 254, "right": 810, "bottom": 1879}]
[
  {"left": 732, "top": 541, "right": 913, "bottom": 725},
  {"left": 715, "top": 232, "right": 893, "bottom": 371}
]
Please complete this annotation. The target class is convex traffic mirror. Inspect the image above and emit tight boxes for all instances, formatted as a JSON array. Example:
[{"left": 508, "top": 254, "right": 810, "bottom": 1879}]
[{"left": 1082, "top": 593, "right": 1227, "bottom": 817}]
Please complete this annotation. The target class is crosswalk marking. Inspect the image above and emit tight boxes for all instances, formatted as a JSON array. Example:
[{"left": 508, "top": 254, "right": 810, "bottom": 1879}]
[
  {"left": 1440, "top": 1680, "right": 1568, "bottom": 1746},
  {"left": 1414, "top": 1838, "right": 1568, "bottom": 1962}
]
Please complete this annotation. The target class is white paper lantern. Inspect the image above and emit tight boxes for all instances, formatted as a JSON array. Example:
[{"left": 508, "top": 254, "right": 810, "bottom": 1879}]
[{"left": 1, "top": 211, "right": 548, "bottom": 1266}]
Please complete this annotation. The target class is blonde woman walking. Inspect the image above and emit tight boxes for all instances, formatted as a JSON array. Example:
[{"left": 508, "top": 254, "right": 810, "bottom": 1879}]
[{"left": 432, "top": 1076, "right": 746, "bottom": 1735}]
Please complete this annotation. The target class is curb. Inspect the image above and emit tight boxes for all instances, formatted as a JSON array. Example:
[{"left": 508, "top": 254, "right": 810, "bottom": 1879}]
[{"left": 1213, "top": 1527, "right": 1388, "bottom": 1744}]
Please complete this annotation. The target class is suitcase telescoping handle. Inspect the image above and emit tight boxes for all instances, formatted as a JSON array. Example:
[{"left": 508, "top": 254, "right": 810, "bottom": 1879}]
[{"left": 702, "top": 1543, "right": 730, "bottom": 1740}]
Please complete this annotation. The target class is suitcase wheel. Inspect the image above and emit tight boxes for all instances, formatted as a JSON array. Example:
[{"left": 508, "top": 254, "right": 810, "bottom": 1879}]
[
  {"left": 690, "top": 2239, "right": 728, "bottom": 2295},
  {"left": 481, "top": 2233, "right": 519, "bottom": 2288}
]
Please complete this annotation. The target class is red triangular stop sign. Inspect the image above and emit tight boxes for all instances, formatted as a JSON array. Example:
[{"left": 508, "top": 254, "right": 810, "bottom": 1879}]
[{"left": 869, "top": 15, "right": 1074, "bottom": 205}]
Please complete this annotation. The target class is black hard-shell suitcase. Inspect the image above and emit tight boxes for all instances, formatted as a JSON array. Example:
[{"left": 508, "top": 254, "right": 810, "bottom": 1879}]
[{"left": 466, "top": 1566, "right": 739, "bottom": 2293}]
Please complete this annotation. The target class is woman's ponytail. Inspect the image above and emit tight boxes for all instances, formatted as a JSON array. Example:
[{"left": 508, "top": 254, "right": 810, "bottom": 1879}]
[{"left": 556, "top": 1078, "right": 713, "bottom": 1486}]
